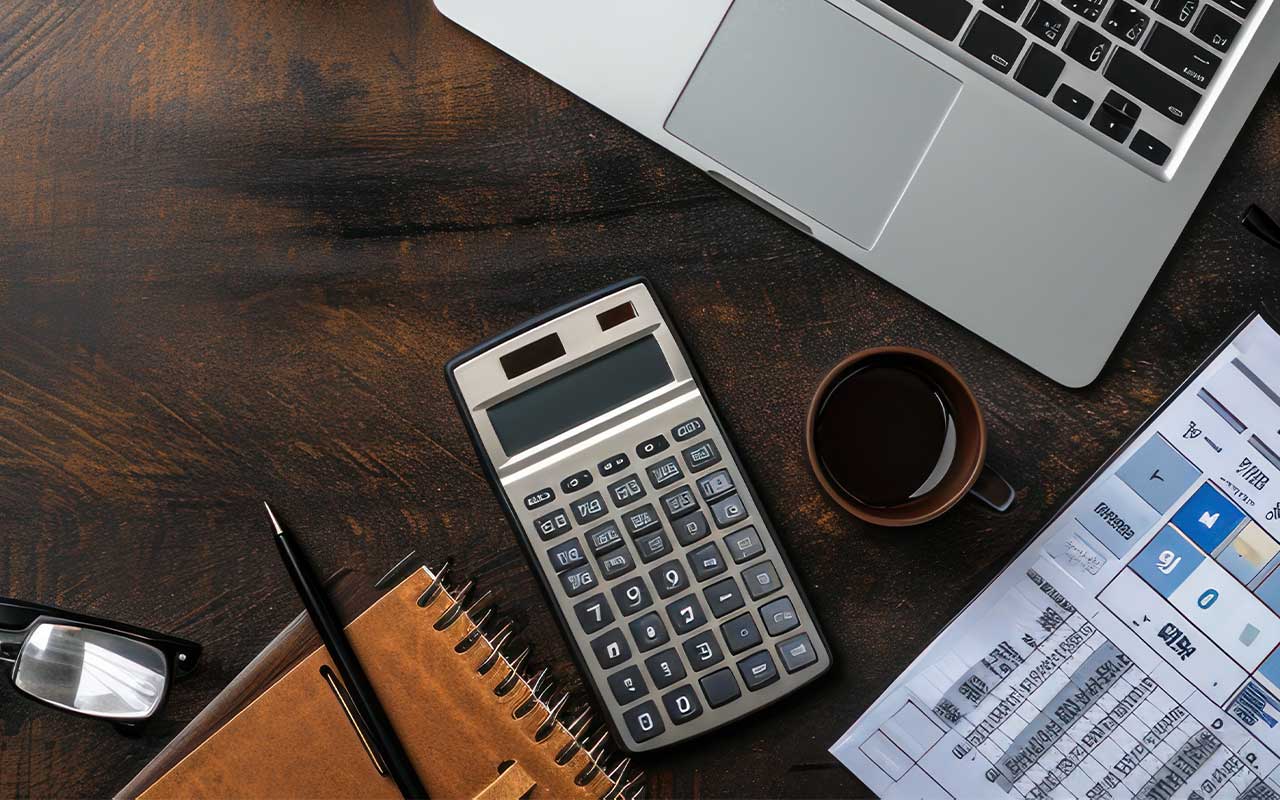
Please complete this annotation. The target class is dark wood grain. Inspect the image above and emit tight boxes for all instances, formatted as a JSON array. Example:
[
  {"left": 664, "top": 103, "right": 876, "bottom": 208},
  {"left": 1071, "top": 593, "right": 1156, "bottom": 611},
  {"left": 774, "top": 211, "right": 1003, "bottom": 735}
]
[{"left": 1, "top": 2, "right": 1278, "bottom": 798}]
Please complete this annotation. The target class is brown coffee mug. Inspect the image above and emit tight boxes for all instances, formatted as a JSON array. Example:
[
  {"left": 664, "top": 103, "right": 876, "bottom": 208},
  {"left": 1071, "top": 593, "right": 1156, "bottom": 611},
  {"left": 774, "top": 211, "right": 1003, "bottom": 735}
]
[{"left": 805, "top": 347, "right": 1015, "bottom": 526}]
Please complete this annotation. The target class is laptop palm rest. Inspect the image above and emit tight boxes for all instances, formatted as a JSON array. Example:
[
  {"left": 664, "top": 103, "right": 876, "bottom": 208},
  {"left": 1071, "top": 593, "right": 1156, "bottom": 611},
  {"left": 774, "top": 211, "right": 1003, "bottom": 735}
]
[{"left": 665, "top": 0, "right": 962, "bottom": 250}]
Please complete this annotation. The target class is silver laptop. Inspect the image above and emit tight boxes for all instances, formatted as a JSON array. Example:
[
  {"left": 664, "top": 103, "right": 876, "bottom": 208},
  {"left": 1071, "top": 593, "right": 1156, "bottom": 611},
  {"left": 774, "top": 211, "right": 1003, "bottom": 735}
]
[{"left": 434, "top": 0, "right": 1280, "bottom": 387}]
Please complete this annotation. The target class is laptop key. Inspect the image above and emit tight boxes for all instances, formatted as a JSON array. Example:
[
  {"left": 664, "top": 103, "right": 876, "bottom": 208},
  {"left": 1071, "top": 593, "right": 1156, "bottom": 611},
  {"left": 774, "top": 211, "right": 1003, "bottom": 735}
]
[
  {"left": 1061, "top": 0, "right": 1107, "bottom": 21},
  {"left": 982, "top": 0, "right": 1031, "bottom": 22},
  {"left": 1143, "top": 24, "right": 1222, "bottom": 89},
  {"left": 1221, "top": 0, "right": 1257, "bottom": 17},
  {"left": 1053, "top": 84, "right": 1094, "bottom": 119},
  {"left": 1091, "top": 90, "right": 1141, "bottom": 142},
  {"left": 1103, "top": 1, "right": 1150, "bottom": 44},
  {"left": 1063, "top": 23, "right": 1110, "bottom": 70},
  {"left": 1106, "top": 47, "right": 1202, "bottom": 124},
  {"left": 1151, "top": 0, "right": 1199, "bottom": 27},
  {"left": 1131, "top": 130, "right": 1173, "bottom": 166},
  {"left": 1192, "top": 5, "right": 1240, "bottom": 52},
  {"left": 1023, "top": 1, "right": 1069, "bottom": 45},
  {"left": 1015, "top": 44, "right": 1066, "bottom": 97},
  {"left": 961, "top": 12, "right": 1028, "bottom": 74},
  {"left": 881, "top": 0, "right": 974, "bottom": 40}
]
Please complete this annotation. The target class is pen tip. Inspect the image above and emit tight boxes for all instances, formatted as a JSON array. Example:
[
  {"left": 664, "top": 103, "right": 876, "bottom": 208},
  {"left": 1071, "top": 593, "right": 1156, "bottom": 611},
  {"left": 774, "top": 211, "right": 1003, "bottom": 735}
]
[{"left": 263, "top": 501, "right": 284, "bottom": 535}]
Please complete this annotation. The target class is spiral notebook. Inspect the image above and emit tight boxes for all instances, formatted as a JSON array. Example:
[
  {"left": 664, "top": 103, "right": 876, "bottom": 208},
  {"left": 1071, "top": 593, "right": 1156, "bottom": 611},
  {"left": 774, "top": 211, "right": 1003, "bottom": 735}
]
[{"left": 119, "top": 563, "right": 640, "bottom": 800}]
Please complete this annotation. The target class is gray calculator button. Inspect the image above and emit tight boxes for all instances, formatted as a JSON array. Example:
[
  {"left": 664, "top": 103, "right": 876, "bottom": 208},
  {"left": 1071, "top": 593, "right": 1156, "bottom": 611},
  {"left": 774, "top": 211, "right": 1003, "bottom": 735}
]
[
  {"left": 760, "top": 597, "right": 800, "bottom": 636},
  {"left": 777, "top": 633, "right": 819, "bottom": 673},
  {"left": 623, "top": 700, "right": 665, "bottom": 743},
  {"left": 737, "top": 650, "right": 780, "bottom": 690},
  {"left": 665, "top": 594, "right": 708, "bottom": 635},
  {"left": 560, "top": 470, "right": 593, "bottom": 494},
  {"left": 637, "top": 434, "right": 670, "bottom": 459},
  {"left": 547, "top": 538, "right": 586, "bottom": 573},
  {"left": 622, "top": 504, "right": 662, "bottom": 536},
  {"left": 704, "top": 577, "right": 746, "bottom": 618},
  {"left": 682, "top": 440, "right": 721, "bottom": 472},
  {"left": 573, "top": 593, "right": 614, "bottom": 634},
  {"left": 586, "top": 521, "right": 624, "bottom": 555},
  {"left": 590, "top": 628, "right": 631, "bottom": 669},
  {"left": 724, "top": 526, "right": 765, "bottom": 563},
  {"left": 721, "top": 612, "right": 763, "bottom": 654},
  {"left": 661, "top": 684, "right": 703, "bottom": 725},
  {"left": 524, "top": 487, "right": 555, "bottom": 511},
  {"left": 697, "top": 469, "right": 735, "bottom": 501},
  {"left": 647, "top": 457, "right": 684, "bottom": 489},
  {"left": 699, "top": 667, "right": 741, "bottom": 708},
  {"left": 608, "top": 474, "right": 647, "bottom": 507},
  {"left": 572, "top": 492, "right": 608, "bottom": 525},
  {"left": 672, "top": 511, "right": 710, "bottom": 546},
  {"left": 533, "top": 508, "right": 572, "bottom": 541},
  {"left": 599, "top": 453, "right": 630, "bottom": 477},
  {"left": 599, "top": 548, "right": 636, "bottom": 580},
  {"left": 687, "top": 541, "right": 727, "bottom": 581},
  {"left": 560, "top": 564, "right": 598, "bottom": 597},
  {"left": 607, "top": 665, "right": 649, "bottom": 706},
  {"left": 635, "top": 530, "right": 672, "bottom": 563},
  {"left": 672, "top": 417, "right": 706, "bottom": 442},
  {"left": 742, "top": 560, "right": 781, "bottom": 600},
  {"left": 1116, "top": 435, "right": 1201, "bottom": 513},
  {"left": 645, "top": 648, "right": 687, "bottom": 689},
  {"left": 612, "top": 577, "right": 653, "bottom": 616},
  {"left": 629, "top": 611, "right": 670, "bottom": 652},
  {"left": 710, "top": 493, "right": 748, "bottom": 528},
  {"left": 660, "top": 486, "right": 699, "bottom": 520},
  {"left": 682, "top": 630, "right": 724, "bottom": 671},
  {"left": 650, "top": 560, "right": 690, "bottom": 599}
]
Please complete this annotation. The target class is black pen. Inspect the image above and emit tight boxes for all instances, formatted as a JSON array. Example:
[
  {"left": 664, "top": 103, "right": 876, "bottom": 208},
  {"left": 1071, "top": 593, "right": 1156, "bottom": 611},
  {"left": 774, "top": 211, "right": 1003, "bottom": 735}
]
[{"left": 264, "top": 502, "right": 429, "bottom": 800}]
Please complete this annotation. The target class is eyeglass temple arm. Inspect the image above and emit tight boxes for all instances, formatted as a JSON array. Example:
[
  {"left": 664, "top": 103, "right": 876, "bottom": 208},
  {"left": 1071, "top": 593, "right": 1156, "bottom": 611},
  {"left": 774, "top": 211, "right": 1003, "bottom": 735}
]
[{"left": 1243, "top": 204, "right": 1280, "bottom": 251}]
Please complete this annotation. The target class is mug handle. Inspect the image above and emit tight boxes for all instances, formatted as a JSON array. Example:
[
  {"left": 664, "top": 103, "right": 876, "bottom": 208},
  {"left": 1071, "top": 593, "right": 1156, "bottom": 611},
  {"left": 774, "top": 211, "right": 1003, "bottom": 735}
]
[{"left": 969, "top": 464, "right": 1016, "bottom": 512}]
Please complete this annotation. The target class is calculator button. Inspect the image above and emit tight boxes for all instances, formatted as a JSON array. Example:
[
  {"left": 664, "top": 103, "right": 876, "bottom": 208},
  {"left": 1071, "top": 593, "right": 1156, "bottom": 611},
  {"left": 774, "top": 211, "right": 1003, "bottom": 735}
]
[
  {"left": 687, "top": 542, "right": 727, "bottom": 581},
  {"left": 646, "top": 457, "right": 684, "bottom": 489},
  {"left": 683, "top": 631, "right": 725, "bottom": 671},
  {"left": 590, "top": 628, "right": 631, "bottom": 669},
  {"left": 696, "top": 469, "right": 735, "bottom": 501},
  {"left": 573, "top": 593, "right": 615, "bottom": 634},
  {"left": 681, "top": 440, "right": 721, "bottom": 472},
  {"left": 699, "top": 668, "right": 741, "bottom": 708},
  {"left": 622, "top": 701, "right": 665, "bottom": 743},
  {"left": 607, "top": 665, "right": 649, "bottom": 706},
  {"left": 704, "top": 577, "right": 746, "bottom": 618},
  {"left": 659, "top": 486, "right": 699, "bottom": 520},
  {"left": 533, "top": 509, "right": 572, "bottom": 541},
  {"left": 586, "top": 521, "right": 624, "bottom": 555},
  {"left": 598, "top": 453, "right": 630, "bottom": 477},
  {"left": 742, "top": 560, "right": 782, "bottom": 600},
  {"left": 760, "top": 597, "right": 800, "bottom": 636},
  {"left": 724, "top": 526, "right": 765, "bottom": 563},
  {"left": 672, "top": 417, "right": 706, "bottom": 442},
  {"left": 645, "top": 648, "right": 687, "bottom": 689},
  {"left": 665, "top": 594, "right": 708, "bottom": 635},
  {"left": 524, "top": 487, "right": 555, "bottom": 511},
  {"left": 612, "top": 577, "right": 653, "bottom": 616},
  {"left": 661, "top": 685, "right": 703, "bottom": 725},
  {"left": 560, "top": 470, "right": 593, "bottom": 494},
  {"left": 721, "top": 612, "right": 763, "bottom": 654},
  {"left": 560, "top": 564, "right": 598, "bottom": 597},
  {"left": 571, "top": 492, "right": 608, "bottom": 525},
  {"left": 547, "top": 538, "right": 586, "bottom": 573},
  {"left": 635, "top": 530, "right": 673, "bottom": 563},
  {"left": 607, "top": 474, "right": 647, "bottom": 507},
  {"left": 710, "top": 494, "right": 748, "bottom": 528},
  {"left": 650, "top": 561, "right": 690, "bottom": 599},
  {"left": 672, "top": 511, "right": 710, "bottom": 546},
  {"left": 629, "top": 611, "right": 670, "bottom": 652},
  {"left": 737, "top": 650, "right": 780, "bottom": 691},
  {"left": 777, "top": 633, "right": 819, "bottom": 673},
  {"left": 636, "top": 435, "right": 670, "bottom": 459},
  {"left": 622, "top": 504, "right": 662, "bottom": 536},
  {"left": 599, "top": 548, "right": 636, "bottom": 580}
]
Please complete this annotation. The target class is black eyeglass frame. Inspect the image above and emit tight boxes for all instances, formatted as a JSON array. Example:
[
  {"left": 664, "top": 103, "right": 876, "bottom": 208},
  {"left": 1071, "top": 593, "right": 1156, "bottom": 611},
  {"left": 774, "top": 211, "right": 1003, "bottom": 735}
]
[{"left": 0, "top": 597, "right": 202, "bottom": 729}]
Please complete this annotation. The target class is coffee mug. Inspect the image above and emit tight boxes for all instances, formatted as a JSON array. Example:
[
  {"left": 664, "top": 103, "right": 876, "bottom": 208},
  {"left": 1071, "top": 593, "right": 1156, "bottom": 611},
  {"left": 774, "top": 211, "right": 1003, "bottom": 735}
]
[{"left": 805, "top": 347, "right": 1015, "bottom": 526}]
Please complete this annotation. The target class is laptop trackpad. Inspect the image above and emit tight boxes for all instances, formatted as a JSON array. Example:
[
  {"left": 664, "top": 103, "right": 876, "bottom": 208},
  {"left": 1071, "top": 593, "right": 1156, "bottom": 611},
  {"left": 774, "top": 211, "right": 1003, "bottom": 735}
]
[{"left": 665, "top": 0, "right": 961, "bottom": 249}]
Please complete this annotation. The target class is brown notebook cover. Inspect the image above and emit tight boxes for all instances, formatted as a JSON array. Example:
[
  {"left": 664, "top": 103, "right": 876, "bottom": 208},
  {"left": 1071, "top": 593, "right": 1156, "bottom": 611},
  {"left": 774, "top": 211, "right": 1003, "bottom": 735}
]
[{"left": 123, "top": 567, "right": 625, "bottom": 800}]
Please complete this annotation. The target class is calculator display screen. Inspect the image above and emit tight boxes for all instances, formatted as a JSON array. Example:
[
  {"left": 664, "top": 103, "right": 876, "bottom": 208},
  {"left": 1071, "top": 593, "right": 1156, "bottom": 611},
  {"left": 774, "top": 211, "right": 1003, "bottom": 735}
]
[{"left": 488, "top": 336, "right": 674, "bottom": 455}]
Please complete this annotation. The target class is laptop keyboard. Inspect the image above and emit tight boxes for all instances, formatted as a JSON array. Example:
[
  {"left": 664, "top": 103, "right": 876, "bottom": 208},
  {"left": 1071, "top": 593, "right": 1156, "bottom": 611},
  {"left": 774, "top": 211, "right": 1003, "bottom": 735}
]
[{"left": 864, "top": 0, "right": 1266, "bottom": 178}]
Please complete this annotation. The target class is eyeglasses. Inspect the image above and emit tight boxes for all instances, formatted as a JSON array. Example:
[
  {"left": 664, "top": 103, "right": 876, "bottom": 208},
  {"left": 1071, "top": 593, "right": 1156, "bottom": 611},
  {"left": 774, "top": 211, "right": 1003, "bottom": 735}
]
[{"left": 0, "top": 597, "right": 201, "bottom": 728}]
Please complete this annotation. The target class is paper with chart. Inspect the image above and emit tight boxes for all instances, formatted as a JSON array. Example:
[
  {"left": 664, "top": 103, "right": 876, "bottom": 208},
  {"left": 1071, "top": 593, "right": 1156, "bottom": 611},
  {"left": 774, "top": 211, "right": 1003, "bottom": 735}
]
[{"left": 832, "top": 315, "right": 1280, "bottom": 800}]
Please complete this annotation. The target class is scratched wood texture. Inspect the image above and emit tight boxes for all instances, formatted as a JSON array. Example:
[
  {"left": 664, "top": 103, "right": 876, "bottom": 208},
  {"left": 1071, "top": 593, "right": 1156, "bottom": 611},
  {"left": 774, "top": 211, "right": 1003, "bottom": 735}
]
[{"left": 0, "top": 2, "right": 1278, "bottom": 797}]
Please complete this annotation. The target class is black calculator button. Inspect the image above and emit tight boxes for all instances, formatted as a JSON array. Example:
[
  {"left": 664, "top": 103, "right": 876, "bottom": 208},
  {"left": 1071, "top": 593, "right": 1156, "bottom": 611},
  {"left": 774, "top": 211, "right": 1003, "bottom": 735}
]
[
  {"left": 696, "top": 469, "right": 735, "bottom": 501},
  {"left": 671, "top": 511, "right": 710, "bottom": 547},
  {"left": 586, "top": 521, "right": 624, "bottom": 555},
  {"left": 1131, "top": 130, "right": 1172, "bottom": 166},
  {"left": 683, "top": 631, "right": 724, "bottom": 671},
  {"left": 661, "top": 685, "right": 703, "bottom": 725},
  {"left": 607, "top": 474, "right": 647, "bottom": 507},
  {"left": 665, "top": 594, "right": 708, "bottom": 635},
  {"left": 760, "top": 597, "right": 800, "bottom": 636},
  {"left": 598, "top": 548, "right": 636, "bottom": 580},
  {"left": 778, "top": 633, "right": 820, "bottom": 673},
  {"left": 591, "top": 628, "right": 631, "bottom": 669},
  {"left": 547, "top": 538, "right": 586, "bottom": 573},
  {"left": 533, "top": 508, "right": 572, "bottom": 541},
  {"left": 659, "top": 486, "right": 699, "bottom": 520},
  {"left": 636, "top": 435, "right": 670, "bottom": 459},
  {"left": 1064, "top": 22, "right": 1110, "bottom": 70},
  {"left": 622, "top": 504, "right": 661, "bottom": 536},
  {"left": 613, "top": 577, "right": 653, "bottom": 616},
  {"left": 650, "top": 560, "right": 690, "bottom": 599},
  {"left": 737, "top": 650, "right": 780, "bottom": 691},
  {"left": 721, "top": 613, "right": 763, "bottom": 655},
  {"left": 571, "top": 492, "right": 608, "bottom": 525},
  {"left": 699, "top": 667, "right": 741, "bottom": 708},
  {"left": 646, "top": 457, "right": 684, "bottom": 489},
  {"left": 524, "top": 487, "right": 555, "bottom": 511},
  {"left": 710, "top": 494, "right": 748, "bottom": 528},
  {"left": 704, "top": 577, "right": 746, "bottom": 618},
  {"left": 687, "top": 542, "right": 727, "bottom": 582},
  {"left": 560, "top": 564, "right": 598, "bottom": 597},
  {"left": 629, "top": 611, "right": 670, "bottom": 652},
  {"left": 574, "top": 593, "right": 615, "bottom": 635},
  {"left": 681, "top": 440, "right": 721, "bottom": 472},
  {"left": 598, "top": 453, "right": 630, "bottom": 477},
  {"left": 645, "top": 648, "right": 687, "bottom": 690},
  {"left": 742, "top": 560, "right": 782, "bottom": 600},
  {"left": 622, "top": 700, "right": 664, "bottom": 743},
  {"left": 724, "top": 526, "right": 765, "bottom": 564},
  {"left": 634, "top": 529, "right": 672, "bottom": 563},
  {"left": 607, "top": 665, "right": 649, "bottom": 706},
  {"left": 560, "top": 470, "right": 593, "bottom": 494},
  {"left": 672, "top": 417, "right": 705, "bottom": 442}
]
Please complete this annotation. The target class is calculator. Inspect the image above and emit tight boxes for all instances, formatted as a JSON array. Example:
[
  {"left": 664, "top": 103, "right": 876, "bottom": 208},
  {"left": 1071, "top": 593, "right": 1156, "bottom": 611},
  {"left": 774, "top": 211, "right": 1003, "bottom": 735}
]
[{"left": 446, "top": 278, "right": 831, "bottom": 753}]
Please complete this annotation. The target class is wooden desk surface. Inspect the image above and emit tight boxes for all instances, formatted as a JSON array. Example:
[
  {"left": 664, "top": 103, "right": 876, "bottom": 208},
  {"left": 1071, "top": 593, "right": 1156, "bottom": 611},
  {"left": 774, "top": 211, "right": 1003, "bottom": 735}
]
[{"left": 1, "top": 2, "right": 1278, "bottom": 797}]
